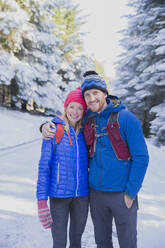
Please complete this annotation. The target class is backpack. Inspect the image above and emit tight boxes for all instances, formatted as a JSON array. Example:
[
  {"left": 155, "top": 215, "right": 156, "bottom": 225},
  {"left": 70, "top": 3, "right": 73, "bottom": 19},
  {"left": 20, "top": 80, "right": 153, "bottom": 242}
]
[{"left": 83, "top": 112, "right": 131, "bottom": 160}]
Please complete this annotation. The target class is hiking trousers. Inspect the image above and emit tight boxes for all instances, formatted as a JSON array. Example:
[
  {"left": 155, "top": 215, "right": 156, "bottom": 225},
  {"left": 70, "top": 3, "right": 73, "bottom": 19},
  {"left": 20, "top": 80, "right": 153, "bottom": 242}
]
[
  {"left": 49, "top": 196, "right": 89, "bottom": 248},
  {"left": 90, "top": 189, "right": 138, "bottom": 248}
]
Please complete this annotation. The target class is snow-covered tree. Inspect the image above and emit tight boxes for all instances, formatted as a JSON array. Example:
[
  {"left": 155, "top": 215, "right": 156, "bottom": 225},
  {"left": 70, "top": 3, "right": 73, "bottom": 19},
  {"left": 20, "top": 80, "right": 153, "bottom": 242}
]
[
  {"left": 13, "top": 0, "right": 64, "bottom": 112},
  {"left": 113, "top": 0, "right": 165, "bottom": 145},
  {"left": 0, "top": 0, "right": 94, "bottom": 114},
  {"left": 0, "top": 0, "right": 29, "bottom": 53},
  {"left": 52, "top": 5, "right": 82, "bottom": 58},
  {"left": 0, "top": 0, "right": 28, "bottom": 86},
  {"left": 0, "top": 0, "right": 30, "bottom": 107},
  {"left": 51, "top": 3, "right": 94, "bottom": 93}
]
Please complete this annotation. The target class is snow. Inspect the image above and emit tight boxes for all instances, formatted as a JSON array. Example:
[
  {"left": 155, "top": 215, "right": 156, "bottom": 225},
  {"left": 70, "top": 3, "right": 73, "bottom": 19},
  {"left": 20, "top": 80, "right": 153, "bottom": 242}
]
[
  {"left": 0, "top": 52, "right": 15, "bottom": 85},
  {"left": 0, "top": 107, "right": 165, "bottom": 248},
  {"left": 0, "top": 107, "right": 51, "bottom": 149}
]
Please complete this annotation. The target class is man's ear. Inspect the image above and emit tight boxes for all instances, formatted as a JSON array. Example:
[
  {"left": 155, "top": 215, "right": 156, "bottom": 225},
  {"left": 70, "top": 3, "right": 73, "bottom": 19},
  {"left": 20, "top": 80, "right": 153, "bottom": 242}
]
[{"left": 104, "top": 92, "right": 108, "bottom": 99}]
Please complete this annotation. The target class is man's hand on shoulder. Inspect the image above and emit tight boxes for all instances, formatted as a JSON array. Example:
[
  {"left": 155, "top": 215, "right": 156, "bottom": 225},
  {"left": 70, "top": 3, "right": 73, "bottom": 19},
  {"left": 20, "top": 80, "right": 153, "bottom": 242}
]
[{"left": 42, "top": 122, "right": 56, "bottom": 140}]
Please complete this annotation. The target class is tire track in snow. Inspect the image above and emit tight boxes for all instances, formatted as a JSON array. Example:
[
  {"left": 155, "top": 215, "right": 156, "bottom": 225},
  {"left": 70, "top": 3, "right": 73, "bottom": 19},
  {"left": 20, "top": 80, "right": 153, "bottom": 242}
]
[{"left": 0, "top": 138, "right": 41, "bottom": 152}]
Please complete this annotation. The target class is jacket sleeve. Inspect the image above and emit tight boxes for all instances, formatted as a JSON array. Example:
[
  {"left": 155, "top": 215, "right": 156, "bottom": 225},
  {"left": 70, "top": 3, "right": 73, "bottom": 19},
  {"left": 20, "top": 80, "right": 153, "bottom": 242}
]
[
  {"left": 39, "top": 121, "right": 49, "bottom": 133},
  {"left": 121, "top": 110, "right": 149, "bottom": 199},
  {"left": 36, "top": 138, "right": 54, "bottom": 200},
  {"left": 39, "top": 123, "right": 45, "bottom": 133}
]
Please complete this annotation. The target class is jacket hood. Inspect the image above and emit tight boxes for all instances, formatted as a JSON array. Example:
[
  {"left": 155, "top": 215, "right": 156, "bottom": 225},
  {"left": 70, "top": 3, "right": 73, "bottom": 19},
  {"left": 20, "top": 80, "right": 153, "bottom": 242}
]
[
  {"left": 106, "top": 95, "right": 125, "bottom": 112},
  {"left": 85, "top": 95, "right": 125, "bottom": 117}
]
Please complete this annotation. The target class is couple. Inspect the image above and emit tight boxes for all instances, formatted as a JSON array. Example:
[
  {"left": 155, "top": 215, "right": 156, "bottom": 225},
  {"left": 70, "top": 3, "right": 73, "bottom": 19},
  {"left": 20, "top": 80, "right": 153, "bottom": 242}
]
[{"left": 36, "top": 71, "right": 149, "bottom": 248}]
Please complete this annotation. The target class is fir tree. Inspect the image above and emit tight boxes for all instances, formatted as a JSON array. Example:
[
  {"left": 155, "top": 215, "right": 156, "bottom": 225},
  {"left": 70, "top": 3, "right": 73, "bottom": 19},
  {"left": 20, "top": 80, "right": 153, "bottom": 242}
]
[
  {"left": 113, "top": 0, "right": 165, "bottom": 145},
  {"left": 0, "top": 0, "right": 94, "bottom": 114}
]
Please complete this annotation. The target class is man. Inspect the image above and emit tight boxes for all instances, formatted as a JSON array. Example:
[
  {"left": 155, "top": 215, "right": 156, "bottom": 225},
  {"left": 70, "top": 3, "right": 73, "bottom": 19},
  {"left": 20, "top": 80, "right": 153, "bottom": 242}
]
[{"left": 41, "top": 71, "right": 149, "bottom": 248}]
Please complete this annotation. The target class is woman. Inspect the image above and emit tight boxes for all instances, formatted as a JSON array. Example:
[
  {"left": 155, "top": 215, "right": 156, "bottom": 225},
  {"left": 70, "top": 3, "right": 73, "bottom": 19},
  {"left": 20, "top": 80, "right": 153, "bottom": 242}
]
[{"left": 36, "top": 87, "right": 89, "bottom": 248}]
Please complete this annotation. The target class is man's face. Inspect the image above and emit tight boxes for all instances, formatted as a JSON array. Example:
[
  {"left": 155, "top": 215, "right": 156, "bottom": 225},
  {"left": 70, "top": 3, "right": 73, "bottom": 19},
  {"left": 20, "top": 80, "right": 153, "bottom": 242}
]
[{"left": 84, "top": 89, "right": 107, "bottom": 113}]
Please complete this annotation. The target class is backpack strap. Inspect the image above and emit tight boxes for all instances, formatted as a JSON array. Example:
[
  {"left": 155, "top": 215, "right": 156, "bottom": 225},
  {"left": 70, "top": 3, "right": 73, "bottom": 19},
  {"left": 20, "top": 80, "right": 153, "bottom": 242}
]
[
  {"left": 108, "top": 112, "right": 118, "bottom": 126},
  {"left": 107, "top": 112, "right": 131, "bottom": 160},
  {"left": 83, "top": 114, "right": 96, "bottom": 157},
  {"left": 84, "top": 112, "right": 131, "bottom": 160},
  {"left": 55, "top": 124, "right": 64, "bottom": 146},
  {"left": 54, "top": 123, "right": 73, "bottom": 151}
]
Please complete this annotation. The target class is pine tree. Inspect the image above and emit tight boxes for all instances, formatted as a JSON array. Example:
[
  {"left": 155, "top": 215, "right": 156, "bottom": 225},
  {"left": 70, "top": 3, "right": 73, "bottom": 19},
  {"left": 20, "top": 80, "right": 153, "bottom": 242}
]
[
  {"left": 51, "top": 3, "right": 94, "bottom": 88},
  {"left": 0, "top": 0, "right": 28, "bottom": 106},
  {"left": 0, "top": 0, "right": 94, "bottom": 114},
  {"left": 13, "top": 0, "right": 65, "bottom": 113},
  {"left": 0, "top": 0, "right": 28, "bottom": 53},
  {"left": 13, "top": 0, "right": 93, "bottom": 114},
  {"left": 113, "top": 0, "right": 165, "bottom": 145},
  {"left": 52, "top": 5, "right": 81, "bottom": 59}
]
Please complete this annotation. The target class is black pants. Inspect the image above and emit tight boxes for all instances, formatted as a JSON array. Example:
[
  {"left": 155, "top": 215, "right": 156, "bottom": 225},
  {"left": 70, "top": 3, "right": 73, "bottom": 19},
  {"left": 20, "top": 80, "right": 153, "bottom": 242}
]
[
  {"left": 90, "top": 189, "right": 138, "bottom": 248},
  {"left": 49, "top": 196, "right": 89, "bottom": 248}
]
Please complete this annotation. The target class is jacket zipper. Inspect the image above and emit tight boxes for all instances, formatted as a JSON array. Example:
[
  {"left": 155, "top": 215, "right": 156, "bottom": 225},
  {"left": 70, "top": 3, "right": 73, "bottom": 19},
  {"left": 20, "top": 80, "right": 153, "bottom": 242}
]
[
  {"left": 98, "top": 116, "right": 103, "bottom": 190},
  {"left": 100, "top": 141, "right": 103, "bottom": 190},
  {"left": 73, "top": 129, "right": 79, "bottom": 197},
  {"left": 57, "top": 162, "right": 60, "bottom": 184}
]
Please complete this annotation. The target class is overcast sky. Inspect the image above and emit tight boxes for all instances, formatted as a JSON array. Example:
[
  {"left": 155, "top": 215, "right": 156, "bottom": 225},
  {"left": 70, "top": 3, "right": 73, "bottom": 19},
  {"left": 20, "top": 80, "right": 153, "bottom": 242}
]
[{"left": 73, "top": 0, "right": 133, "bottom": 78}]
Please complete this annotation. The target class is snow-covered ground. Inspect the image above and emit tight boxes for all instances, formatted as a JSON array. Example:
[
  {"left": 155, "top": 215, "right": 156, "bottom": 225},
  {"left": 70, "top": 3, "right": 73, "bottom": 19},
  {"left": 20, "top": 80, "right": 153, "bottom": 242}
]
[{"left": 0, "top": 107, "right": 165, "bottom": 248}]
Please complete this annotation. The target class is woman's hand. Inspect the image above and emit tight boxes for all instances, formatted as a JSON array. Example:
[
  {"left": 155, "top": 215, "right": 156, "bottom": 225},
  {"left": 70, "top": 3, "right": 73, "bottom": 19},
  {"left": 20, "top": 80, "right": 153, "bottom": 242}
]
[{"left": 37, "top": 200, "right": 53, "bottom": 229}]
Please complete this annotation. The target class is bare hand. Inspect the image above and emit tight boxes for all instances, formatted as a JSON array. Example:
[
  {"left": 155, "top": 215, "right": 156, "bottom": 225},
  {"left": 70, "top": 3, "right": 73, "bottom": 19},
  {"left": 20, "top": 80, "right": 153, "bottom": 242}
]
[
  {"left": 42, "top": 122, "right": 56, "bottom": 140},
  {"left": 124, "top": 194, "right": 133, "bottom": 209}
]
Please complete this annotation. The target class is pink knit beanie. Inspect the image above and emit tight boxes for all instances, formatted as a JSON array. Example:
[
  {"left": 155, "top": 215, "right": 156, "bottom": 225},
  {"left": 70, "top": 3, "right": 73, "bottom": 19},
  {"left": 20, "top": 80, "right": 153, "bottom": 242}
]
[{"left": 64, "top": 87, "right": 87, "bottom": 112}]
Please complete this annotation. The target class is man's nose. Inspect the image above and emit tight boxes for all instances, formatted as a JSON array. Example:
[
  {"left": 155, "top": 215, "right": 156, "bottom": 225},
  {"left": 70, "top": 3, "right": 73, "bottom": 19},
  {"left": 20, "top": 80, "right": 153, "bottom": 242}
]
[{"left": 89, "top": 94, "right": 95, "bottom": 101}]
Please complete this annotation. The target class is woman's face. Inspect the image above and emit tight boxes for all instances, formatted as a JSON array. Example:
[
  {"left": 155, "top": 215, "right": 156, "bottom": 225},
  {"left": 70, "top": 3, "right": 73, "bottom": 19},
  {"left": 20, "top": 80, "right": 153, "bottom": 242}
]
[{"left": 66, "top": 102, "right": 84, "bottom": 127}]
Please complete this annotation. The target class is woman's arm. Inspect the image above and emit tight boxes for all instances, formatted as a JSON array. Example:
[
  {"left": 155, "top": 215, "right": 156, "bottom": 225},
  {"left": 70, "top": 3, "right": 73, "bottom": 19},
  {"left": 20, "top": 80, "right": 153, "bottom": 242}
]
[{"left": 36, "top": 138, "right": 54, "bottom": 200}]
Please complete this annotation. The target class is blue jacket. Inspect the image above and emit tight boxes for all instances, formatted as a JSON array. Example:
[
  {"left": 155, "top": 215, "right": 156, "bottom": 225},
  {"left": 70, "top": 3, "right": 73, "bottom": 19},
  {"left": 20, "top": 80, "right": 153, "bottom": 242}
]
[
  {"left": 37, "top": 116, "right": 89, "bottom": 200},
  {"left": 84, "top": 96, "right": 149, "bottom": 199}
]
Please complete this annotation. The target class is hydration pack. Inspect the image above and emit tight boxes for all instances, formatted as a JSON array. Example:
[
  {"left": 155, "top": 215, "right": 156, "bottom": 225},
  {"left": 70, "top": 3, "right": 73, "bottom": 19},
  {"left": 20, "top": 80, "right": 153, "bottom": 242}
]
[{"left": 83, "top": 112, "right": 131, "bottom": 160}]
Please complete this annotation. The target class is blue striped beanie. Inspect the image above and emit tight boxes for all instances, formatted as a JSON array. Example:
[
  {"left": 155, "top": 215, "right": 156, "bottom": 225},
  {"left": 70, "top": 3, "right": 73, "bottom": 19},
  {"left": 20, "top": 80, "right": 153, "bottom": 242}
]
[{"left": 81, "top": 71, "right": 108, "bottom": 98}]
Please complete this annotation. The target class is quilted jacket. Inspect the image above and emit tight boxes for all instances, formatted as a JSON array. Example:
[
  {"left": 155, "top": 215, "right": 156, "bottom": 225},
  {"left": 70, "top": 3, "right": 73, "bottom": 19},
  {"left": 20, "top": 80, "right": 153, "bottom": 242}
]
[
  {"left": 84, "top": 95, "right": 149, "bottom": 199},
  {"left": 37, "top": 116, "right": 89, "bottom": 200}
]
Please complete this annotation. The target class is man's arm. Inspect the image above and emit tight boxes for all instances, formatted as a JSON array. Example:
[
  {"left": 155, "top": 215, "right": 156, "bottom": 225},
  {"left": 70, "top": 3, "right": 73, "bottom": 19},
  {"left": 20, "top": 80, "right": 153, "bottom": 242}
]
[
  {"left": 40, "top": 122, "right": 56, "bottom": 140},
  {"left": 123, "top": 111, "right": 149, "bottom": 200},
  {"left": 39, "top": 123, "right": 45, "bottom": 133}
]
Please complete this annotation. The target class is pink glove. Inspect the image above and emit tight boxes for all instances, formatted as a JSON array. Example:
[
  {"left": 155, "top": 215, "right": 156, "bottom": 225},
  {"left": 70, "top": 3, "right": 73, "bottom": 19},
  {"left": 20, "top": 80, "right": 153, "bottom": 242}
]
[{"left": 37, "top": 200, "right": 53, "bottom": 229}]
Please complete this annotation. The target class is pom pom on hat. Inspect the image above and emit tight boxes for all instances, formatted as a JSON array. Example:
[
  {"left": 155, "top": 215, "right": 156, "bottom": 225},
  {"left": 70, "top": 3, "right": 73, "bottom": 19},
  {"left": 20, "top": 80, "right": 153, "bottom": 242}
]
[
  {"left": 81, "top": 70, "right": 108, "bottom": 97},
  {"left": 83, "top": 71, "right": 98, "bottom": 77},
  {"left": 64, "top": 87, "right": 87, "bottom": 111}
]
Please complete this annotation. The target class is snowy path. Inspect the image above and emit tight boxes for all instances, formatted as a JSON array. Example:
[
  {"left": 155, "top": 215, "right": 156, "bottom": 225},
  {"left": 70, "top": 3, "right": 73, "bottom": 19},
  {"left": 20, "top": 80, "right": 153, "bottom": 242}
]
[
  {"left": 0, "top": 140, "right": 165, "bottom": 247},
  {"left": 0, "top": 140, "right": 53, "bottom": 248},
  {"left": 0, "top": 140, "right": 98, "bottom": 248}
]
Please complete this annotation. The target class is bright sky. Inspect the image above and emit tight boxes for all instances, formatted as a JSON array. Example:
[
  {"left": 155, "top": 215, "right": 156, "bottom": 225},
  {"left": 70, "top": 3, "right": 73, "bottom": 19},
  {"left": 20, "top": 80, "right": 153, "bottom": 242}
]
[{"left": 73, "top": 0, "right": 132, "bottom": 78}]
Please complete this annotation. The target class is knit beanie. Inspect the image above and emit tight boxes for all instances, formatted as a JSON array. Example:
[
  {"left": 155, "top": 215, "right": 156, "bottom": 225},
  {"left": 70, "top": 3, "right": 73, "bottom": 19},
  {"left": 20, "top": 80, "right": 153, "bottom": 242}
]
[
  {"left": 81, "top": 71, "right": 108, "bottom": 98},
  {"left": 64, "top": 87, "right": 87, "bottom": 112}
]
